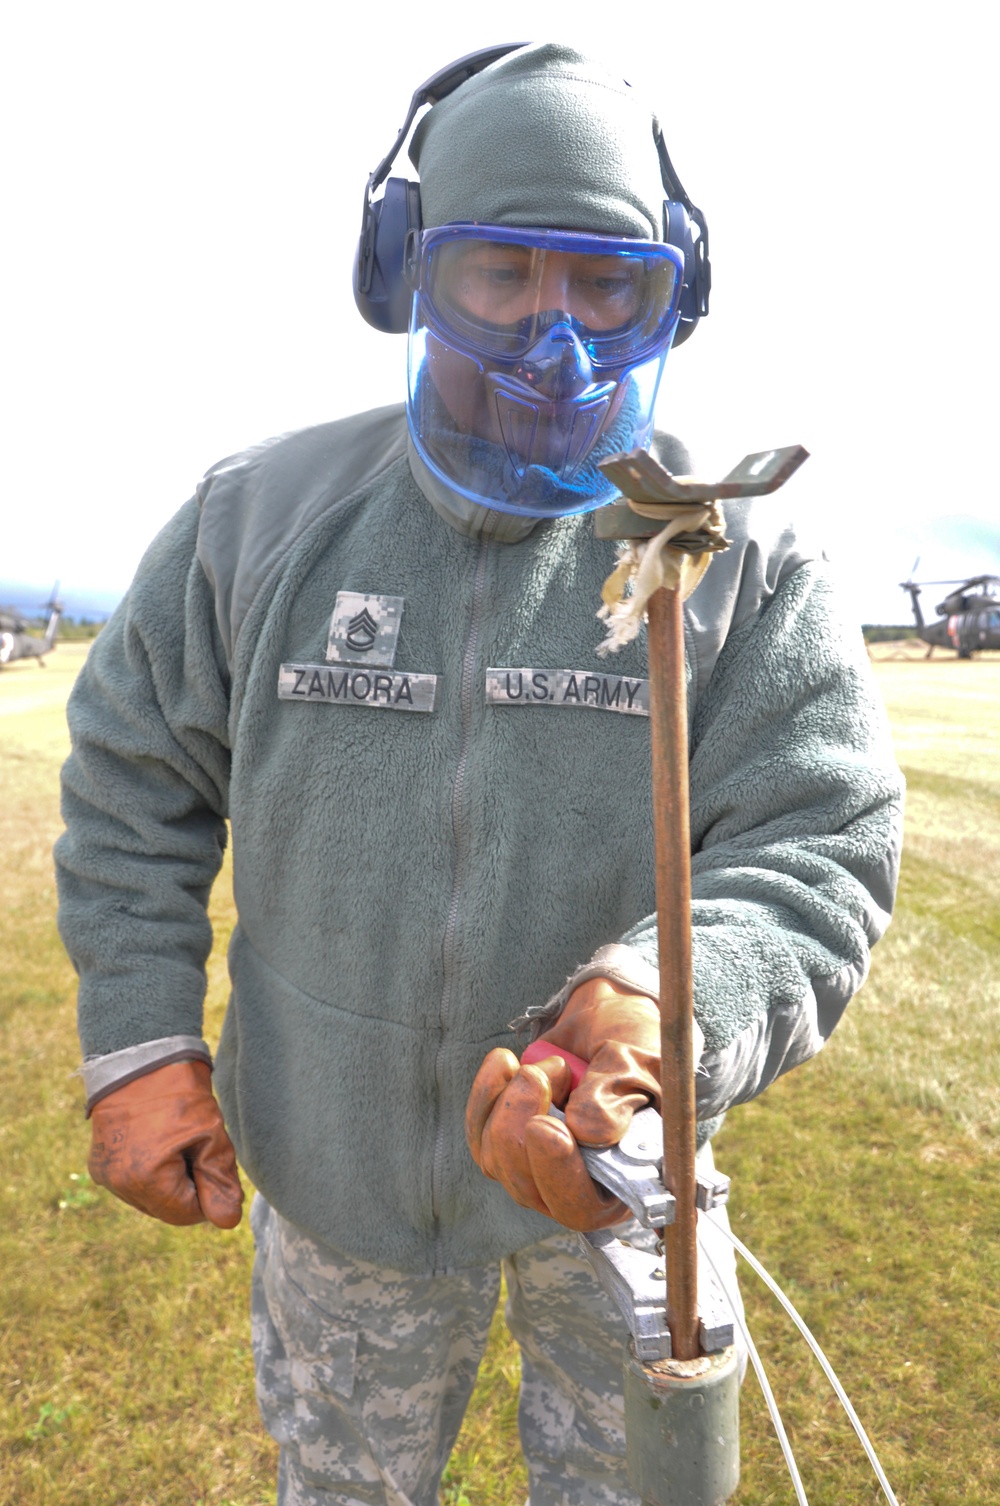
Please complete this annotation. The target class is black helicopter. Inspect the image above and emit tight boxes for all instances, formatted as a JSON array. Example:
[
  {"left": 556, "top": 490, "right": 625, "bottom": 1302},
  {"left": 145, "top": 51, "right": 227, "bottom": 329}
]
[
  {"left": 0, "top": 589, "right": 63, "bottom": 669},
  {"left": 899, "top": 571, "right": 1000, "bottom": 658}
]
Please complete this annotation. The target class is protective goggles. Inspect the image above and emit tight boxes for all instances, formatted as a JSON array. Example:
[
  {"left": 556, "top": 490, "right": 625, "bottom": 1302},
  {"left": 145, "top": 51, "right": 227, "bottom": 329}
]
[{"left": 406, "top": 225, "right": 684, "bottom": 369}]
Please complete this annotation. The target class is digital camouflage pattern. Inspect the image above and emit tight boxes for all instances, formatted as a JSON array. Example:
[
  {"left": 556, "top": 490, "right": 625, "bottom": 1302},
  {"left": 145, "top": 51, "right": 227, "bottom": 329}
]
[
  {"left": 252, "top": 1195, "right": 498, "bottom": 1506},
  {"left": 251, "top": 1166, "right": 742, "bottom": 1506}
]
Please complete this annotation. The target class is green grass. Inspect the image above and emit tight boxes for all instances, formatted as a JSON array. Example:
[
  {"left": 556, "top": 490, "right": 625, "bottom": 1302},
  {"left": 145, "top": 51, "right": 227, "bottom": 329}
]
[
  {"left": 0, "top": 647, "right": 273, "bottom": 1505},
  {"left": 1, "top": 644, "right": 998, "bottom": 1504}
]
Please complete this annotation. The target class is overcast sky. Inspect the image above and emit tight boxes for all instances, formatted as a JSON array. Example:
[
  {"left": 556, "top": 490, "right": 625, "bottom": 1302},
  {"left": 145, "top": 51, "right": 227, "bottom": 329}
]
[{"left": 4, "top": 1, "right": 996, "bottom": 623}]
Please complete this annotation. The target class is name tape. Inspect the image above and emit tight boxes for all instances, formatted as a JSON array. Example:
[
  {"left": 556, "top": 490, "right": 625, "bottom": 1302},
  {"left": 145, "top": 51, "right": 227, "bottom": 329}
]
[
  {"left": 485, "top": 668, "right": 649, "bottom": 716},
  {"left": 278, "top": 663, "right": 438, "bottom": 713}
]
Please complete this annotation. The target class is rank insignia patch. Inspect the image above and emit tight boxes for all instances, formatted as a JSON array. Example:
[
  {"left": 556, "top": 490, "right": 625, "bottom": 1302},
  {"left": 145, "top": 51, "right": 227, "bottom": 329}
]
[{"left": 326, "top": 591, "right": 404, "bottom": 668}]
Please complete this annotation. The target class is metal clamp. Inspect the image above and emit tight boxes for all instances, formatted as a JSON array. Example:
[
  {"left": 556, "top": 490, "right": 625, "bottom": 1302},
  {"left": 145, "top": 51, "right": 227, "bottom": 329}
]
[
  {"left": 579, "top": 1227, "right": 734, "bottom": 1363},
  {"left": 550, "top": 1103, "right": 730, "bottom": 1225},
  {"left": 550, "top": 1105, "right": 677, "bottom": 1227},
  {"left": 552, "top": 1102, "right": 735, "bottom": 1361}
]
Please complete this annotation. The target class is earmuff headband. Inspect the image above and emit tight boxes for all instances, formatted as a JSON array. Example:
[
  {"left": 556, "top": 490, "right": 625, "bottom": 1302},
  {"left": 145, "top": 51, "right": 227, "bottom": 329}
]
[
  {"left": 353, "top": 45, "right": 710, "bottom": 343},
  {"left": 356, "top": 45, "right": 524, "bottom": 315}
]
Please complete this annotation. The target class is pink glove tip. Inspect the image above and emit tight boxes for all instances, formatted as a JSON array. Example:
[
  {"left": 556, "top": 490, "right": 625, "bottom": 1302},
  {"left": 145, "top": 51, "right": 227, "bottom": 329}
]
[{"left": 520, "top": 1041, "right": 589, "bottom": 1091}]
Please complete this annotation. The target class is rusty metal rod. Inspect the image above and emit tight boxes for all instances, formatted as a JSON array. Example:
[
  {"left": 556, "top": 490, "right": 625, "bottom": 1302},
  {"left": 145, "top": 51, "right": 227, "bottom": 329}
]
[{"left": 646, "top": 583, "right": 700, "bottom": 1362}]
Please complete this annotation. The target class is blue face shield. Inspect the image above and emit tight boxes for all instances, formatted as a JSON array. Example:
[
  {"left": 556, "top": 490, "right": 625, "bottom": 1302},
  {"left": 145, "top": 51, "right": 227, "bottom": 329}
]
[{"left": 405, "top": 225, "right": 683, "bottom": 519}]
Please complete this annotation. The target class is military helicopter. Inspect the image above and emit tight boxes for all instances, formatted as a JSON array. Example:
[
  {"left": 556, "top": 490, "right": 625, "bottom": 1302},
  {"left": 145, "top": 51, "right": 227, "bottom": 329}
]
[
  {"left": 0, "top": 587, "right": 63, "bottom": 669},
  {"left": 899, "top": 569, "right": 1000, "bottom": 658}
]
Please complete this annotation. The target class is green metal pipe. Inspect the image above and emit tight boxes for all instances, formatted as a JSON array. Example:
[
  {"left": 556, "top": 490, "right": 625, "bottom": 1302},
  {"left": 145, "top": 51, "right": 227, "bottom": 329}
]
[{"left": 624, "top": 1343, "right": 741, "bottom": 1506}]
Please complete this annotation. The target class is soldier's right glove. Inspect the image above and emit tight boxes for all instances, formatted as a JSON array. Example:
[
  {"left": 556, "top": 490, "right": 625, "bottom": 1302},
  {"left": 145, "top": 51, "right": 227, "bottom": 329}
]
[
  {"left": 466, "top": 976, "right": 695, "bottom": 1230},
  {"left": 88, "top": 1059, "right": 244, "bottom": 1229}
]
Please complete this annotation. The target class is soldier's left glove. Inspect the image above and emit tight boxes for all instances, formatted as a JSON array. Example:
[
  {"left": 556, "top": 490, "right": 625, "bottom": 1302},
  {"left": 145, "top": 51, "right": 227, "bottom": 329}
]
[
  {"left": 466, "top": 976, "right": 702, "bottom": 1231},
  {"left": 88, "top": 1059, "right": 244, "bottom": 1229}
]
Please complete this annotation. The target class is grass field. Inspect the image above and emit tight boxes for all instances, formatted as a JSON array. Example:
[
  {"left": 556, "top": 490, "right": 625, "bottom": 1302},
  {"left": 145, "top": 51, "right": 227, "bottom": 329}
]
[{"left": 1, "top": 639, "right": 998, "bottom": 1506}]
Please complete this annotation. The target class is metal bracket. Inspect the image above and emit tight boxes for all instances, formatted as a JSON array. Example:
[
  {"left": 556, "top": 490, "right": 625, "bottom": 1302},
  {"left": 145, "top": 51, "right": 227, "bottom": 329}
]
[{"left": 594, "top": 444, "right": 809, "bottom": 540}]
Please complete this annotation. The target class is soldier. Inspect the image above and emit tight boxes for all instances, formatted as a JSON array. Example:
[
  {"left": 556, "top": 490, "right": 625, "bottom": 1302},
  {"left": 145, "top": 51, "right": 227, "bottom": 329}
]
[{"left": 56, "top": 43, "right": 903, "bottom": 1506}]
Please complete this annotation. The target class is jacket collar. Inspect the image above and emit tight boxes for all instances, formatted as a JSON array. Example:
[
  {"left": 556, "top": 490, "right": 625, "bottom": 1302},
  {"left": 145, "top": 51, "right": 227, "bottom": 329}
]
[{"left": 406, "top": 436, "right": 539, "bottom": 544}]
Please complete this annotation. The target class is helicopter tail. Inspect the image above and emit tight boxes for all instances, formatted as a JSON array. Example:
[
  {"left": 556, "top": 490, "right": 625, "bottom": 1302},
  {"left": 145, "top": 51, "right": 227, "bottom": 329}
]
[
  {"left": 899, "top": 558, "right": 925, "bottom": 630},
  {"left": 41, "top": 581, "right": 63, "bottom": 651}
]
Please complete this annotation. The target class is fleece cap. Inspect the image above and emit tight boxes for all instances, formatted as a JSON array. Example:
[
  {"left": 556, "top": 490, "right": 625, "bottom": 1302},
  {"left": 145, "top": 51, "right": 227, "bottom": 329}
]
[{"left": 409, "top": 43, "right": 667, "bottom": 240}]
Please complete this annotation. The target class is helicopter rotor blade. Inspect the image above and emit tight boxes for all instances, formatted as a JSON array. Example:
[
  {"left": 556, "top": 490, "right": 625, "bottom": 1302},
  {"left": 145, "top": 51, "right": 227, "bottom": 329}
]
[
  {"left": 900, "top": 556, "right": 921, "bottom": 590},
  {"left": 901, "top": 576, "right": 997, "bottom": 588}
]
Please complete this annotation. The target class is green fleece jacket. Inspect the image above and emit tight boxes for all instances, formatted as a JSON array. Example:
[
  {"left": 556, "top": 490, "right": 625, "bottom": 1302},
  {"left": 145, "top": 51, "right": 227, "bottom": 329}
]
[{"left": 56, "top": 404, "right": 903, "bottom": 1274}]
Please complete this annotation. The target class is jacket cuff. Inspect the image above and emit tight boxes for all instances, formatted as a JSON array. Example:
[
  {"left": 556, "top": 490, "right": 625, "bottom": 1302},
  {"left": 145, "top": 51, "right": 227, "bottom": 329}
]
[
  {"left": 509, "top": 943, "right": 662, "bottom": 1042},
  {"left": 694, "top": 983, "right": 829, "bottom": 1119},
  {"left": 80, "top": 1035, "right": 213, "bottom": 1116}
]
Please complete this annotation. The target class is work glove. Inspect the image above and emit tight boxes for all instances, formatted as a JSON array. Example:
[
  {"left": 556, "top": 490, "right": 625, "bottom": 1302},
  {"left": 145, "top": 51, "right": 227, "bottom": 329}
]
[
  {"left": 466, "top": 976, "right": 703, "bottom": 1231},
  {"left": 87, "top": 1059, "right": 244, "bottom": 1229}
]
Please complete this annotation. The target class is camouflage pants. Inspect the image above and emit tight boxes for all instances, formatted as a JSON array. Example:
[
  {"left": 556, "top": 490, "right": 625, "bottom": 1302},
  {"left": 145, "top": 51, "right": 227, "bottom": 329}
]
[{"left": 250, "top": 1170, "right": 743, "bottom": 1506}]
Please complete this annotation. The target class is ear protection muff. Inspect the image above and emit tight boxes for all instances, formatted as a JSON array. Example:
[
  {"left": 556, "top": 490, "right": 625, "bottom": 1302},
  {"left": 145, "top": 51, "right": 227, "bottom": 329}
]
[
  {"left": 655, "top": 131, "right": 711, "bottom": 347},
  {"left": 353, "top": 45, "right": 523, "bottom": 334},
  {"left": 353, "top": 46, "right": 711, "bottom": 346}
]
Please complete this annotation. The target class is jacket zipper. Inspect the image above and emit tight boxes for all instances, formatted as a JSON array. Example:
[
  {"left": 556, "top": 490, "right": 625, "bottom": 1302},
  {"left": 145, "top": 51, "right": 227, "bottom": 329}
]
[{"left": 431, "top": 538, "right": 491, "bottom": 1269}]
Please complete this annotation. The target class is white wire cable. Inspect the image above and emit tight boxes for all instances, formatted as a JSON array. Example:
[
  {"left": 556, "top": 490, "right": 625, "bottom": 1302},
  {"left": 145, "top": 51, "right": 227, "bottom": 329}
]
[
  {"left": 710, "top": 1218, "right": 900, "bottom": 1506},
  {"left": 697, "top": 1227, "right": 810, "bottom": 1506}
]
